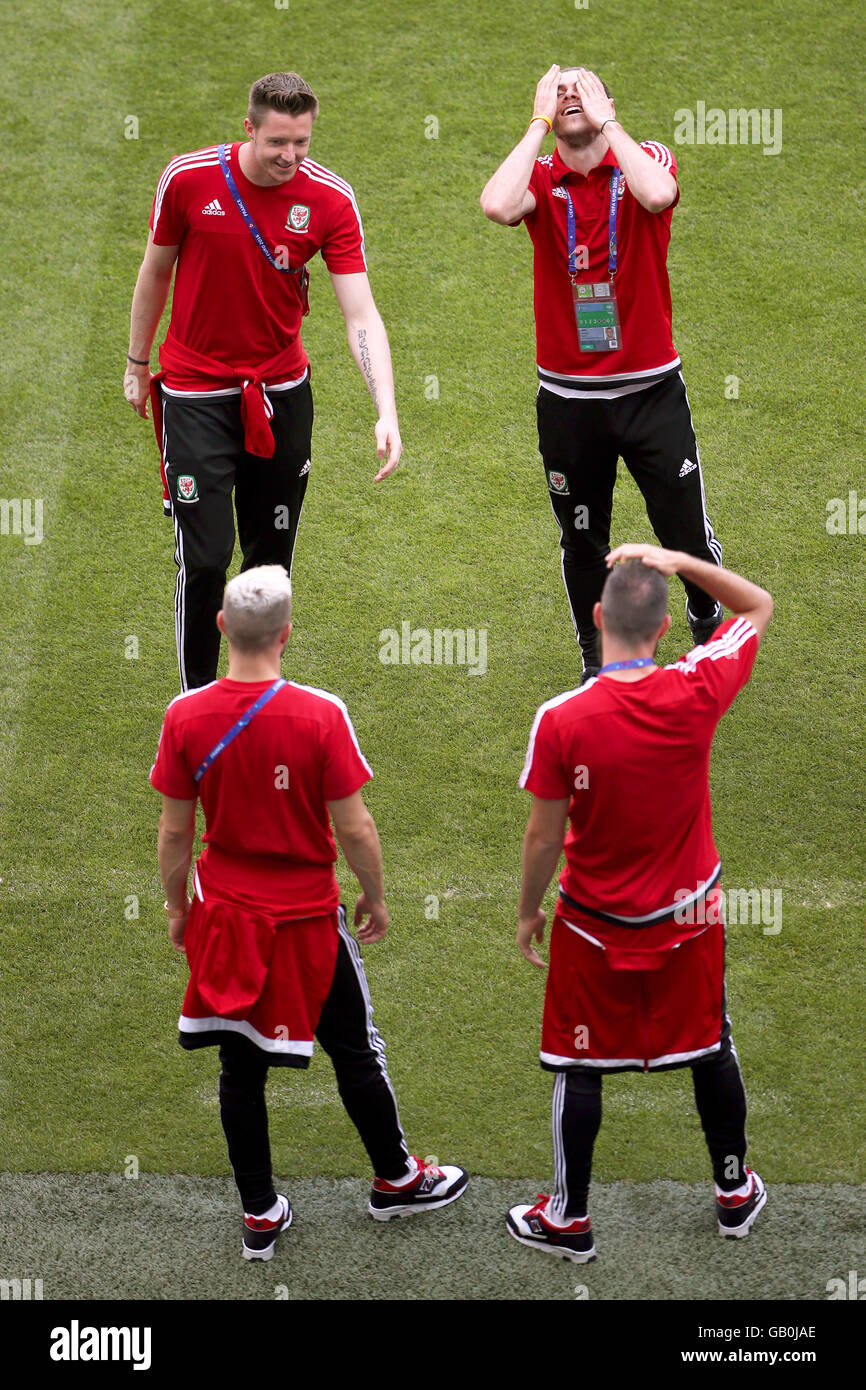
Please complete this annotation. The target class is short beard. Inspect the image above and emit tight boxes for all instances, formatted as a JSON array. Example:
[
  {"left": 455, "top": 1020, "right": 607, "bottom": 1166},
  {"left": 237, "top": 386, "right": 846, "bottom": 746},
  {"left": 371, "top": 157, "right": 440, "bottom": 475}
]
[{"left": 556, "top": 126, "right": 602, "bottom": 151}]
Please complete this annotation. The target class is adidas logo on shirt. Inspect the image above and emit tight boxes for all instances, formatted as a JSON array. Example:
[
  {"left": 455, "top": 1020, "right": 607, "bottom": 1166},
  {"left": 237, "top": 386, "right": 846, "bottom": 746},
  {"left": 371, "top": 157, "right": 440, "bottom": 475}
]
[
  {"left": 202, "top": 199, "right": 225, "bottom": 216},
  {"left": 679, "top": 458, "right": 697, "bottom": 477}
]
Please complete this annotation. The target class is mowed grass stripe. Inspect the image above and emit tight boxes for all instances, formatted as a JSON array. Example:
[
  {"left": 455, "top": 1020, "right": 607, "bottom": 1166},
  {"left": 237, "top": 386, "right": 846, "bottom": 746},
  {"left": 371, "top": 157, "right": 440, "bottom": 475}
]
[{"left": 0, "top": 3, "right": 147, "bottom": 791}]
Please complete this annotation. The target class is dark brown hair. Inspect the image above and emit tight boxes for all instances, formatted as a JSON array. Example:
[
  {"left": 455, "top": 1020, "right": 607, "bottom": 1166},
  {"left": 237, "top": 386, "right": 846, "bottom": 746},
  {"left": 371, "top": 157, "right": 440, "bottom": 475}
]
[
  {"left": 601, "top": 559, "right": 668, "bottom": 644},
  {"left": 248, "top": 72, "right": 319, "bottom": 126}
]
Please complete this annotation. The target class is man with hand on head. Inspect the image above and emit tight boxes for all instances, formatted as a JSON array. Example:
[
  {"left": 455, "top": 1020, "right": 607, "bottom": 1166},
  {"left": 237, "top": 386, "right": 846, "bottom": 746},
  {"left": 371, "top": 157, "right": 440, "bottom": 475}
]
[
  {"left": 508, "top": 544, "right": 772, "bottom": 1262},
  {"left": 481, "top": 67, "right": 725, "bottom": 681},
  {"left": 126, "top": 71, "right": 402, "bottom": 691},
  {"left": 150, "top": 565, "right": 467, "bottom": 1261}
]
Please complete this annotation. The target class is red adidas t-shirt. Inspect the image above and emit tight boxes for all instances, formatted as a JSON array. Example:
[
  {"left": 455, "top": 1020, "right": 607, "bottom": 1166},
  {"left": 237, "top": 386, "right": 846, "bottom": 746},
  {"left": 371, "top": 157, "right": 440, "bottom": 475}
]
[
  {"left": 522, "top": 143, "right": 681, "bottom": 389},
  {"left": 150, "top": 678, "right": 372, "bottom": 916},
  {"left": 519, "top": 618, "right": 758, "bottom": 923},
  {"left": 149, "top": 144, "right": 367, "bottom": 388}
]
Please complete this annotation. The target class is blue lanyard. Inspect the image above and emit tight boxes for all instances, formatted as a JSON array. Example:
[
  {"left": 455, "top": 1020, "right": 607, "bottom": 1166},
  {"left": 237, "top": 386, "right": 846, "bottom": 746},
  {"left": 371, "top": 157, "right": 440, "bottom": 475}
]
[
  {"left": 566, "top": 168, "right": 622, "bottom": 280},
  {"left": 193, "top": 678, "right": 286, "bottom": 783},
  {"left": 217, "top": 144, "right": 306, "bottom": 278},
  {"left": 597, "top": 658, "right": 655, "bottom": 675}
]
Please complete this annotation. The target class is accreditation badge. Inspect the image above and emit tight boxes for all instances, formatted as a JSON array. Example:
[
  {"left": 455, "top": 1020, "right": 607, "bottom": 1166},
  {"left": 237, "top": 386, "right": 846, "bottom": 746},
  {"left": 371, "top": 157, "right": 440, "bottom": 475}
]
[{"left": 572, "top": 280, "right": 622, "bottom": 353}]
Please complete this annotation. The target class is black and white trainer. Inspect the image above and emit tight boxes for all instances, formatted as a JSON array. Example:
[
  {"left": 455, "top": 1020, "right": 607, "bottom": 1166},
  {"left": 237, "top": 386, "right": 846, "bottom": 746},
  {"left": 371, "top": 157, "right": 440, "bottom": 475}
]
[
  {"left": 242, "top": 1194, "right": 292, "bottom": 1261},
  {"left": 368, "top": 1156, "right": 468, "bottom": 1221},
  {"left": 687, "top": 600, "right": 724, "bottom": 648},
  {"left": 507, "top": 1194, "right": 596, "bottom": 1263},
  {"left": 716, "top": 1168, "right": 767, "bottom": 1239}
]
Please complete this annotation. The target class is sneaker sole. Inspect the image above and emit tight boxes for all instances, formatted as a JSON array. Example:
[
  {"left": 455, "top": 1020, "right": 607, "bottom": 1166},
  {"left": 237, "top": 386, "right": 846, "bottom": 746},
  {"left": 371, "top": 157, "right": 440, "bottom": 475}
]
[
  {"left": 368, "top": 1177, "right": 468, "bottom": 1222},
  {"left": 242, "top": 1207, "right": 293, "bottom": 1260},
  {"left": 718, "top": 1183, "right": 767, "bottom": 1239},
  {"left": 506, "top": 1217, "right": 596, "bottom": 1264}
]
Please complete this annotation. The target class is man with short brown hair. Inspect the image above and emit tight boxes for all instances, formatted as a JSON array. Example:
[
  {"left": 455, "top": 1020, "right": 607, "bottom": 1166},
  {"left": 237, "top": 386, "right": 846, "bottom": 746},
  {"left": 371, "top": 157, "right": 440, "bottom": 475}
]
[
  {"left": 248, "top": 71, "right": 319, "bottom": 123},
  {"left": 481, "top": 66, "right": 725, "bottom": 682},
  {"left": 509, "top": 544, "right": 772, "bottom": 1261},
  {"left": 125, "top": 72, "right": 402, "bottom": 691}
]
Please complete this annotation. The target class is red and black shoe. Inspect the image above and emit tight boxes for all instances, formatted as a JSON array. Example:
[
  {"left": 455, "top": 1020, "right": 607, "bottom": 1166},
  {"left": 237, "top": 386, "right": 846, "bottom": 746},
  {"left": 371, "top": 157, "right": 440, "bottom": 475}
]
[
  {"left": 368, "top": 1156, "right": 468, "bottom": 1221},
  {"left": 242, "top": 1194, "right": 292, "bottom": 1261},
  {"left": 716, "top": 1168, "right": 767, "bottom": 1239},
  {"left": 507, "top": 1194, "right": 596, "bottom": 1263}
]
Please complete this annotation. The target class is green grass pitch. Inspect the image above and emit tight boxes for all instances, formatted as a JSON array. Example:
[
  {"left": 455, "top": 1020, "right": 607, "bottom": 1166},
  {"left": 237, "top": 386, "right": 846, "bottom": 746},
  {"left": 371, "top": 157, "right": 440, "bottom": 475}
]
[{"left": 0, "top": 0, "right": 863, "bottom": 1300}]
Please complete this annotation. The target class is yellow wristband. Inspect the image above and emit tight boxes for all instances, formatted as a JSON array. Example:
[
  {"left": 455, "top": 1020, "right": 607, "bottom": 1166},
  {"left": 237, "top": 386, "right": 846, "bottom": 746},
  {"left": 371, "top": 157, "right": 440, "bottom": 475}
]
[{"left": 529, "top": 115, "right": 553, "bottom": 133}]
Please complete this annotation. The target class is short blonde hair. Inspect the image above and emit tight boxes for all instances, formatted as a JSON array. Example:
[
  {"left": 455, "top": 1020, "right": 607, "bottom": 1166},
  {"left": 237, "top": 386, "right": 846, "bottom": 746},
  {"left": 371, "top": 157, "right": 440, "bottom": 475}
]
[{"left": 221, "top": 566, "right": 292, "bottom": 653}]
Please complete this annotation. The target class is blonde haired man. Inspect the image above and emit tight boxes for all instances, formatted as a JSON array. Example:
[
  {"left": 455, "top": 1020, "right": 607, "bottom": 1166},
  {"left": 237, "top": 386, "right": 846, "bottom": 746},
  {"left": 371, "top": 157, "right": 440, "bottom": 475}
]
[{"left": 151, "top": 566, "right": 466, "bottom": 1260}]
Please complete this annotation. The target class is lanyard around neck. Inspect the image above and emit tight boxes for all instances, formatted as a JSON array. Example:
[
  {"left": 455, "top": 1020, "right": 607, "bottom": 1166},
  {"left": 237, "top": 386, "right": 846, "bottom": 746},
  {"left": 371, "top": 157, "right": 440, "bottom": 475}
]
[
  {"left": 217, "top": 144, "right": 305, "bottom": 277},
  {"left": 566, "top": 168, "right": 622, "bottom": 280}
]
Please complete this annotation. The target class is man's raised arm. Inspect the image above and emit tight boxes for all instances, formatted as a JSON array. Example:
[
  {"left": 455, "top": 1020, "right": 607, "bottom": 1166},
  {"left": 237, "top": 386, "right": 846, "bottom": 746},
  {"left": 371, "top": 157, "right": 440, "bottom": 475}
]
[
  {"left": 479, "top": 65, "right": 561, "bottom": 224},
  {"left": 570, "top": 69, "right": 678, "bottom": 214},
  {"left": 607, "top": 544, "right": 774, "bottom": 642}
]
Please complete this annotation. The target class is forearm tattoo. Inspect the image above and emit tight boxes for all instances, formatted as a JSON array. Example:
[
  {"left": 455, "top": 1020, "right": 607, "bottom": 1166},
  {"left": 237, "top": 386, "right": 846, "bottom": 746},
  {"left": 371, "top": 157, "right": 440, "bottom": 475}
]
[{"left": 357, "top": 328, "right": 379, "bottom": 411}]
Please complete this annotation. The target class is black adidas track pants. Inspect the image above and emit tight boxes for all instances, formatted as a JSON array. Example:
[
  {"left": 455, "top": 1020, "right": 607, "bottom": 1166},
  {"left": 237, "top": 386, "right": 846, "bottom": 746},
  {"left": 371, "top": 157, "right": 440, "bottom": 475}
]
[
  {"left": 536, "top": 372, "right": 724, "bottom": 670},
  {"left": 217, "top": 916, "right": 411, "bottom": 1215},
  {"left": 550, "top": 1033, "right": 750, "bottom": 1220},
  {"left": 161, "top": 377, "right": 313, "bottom": 691}
]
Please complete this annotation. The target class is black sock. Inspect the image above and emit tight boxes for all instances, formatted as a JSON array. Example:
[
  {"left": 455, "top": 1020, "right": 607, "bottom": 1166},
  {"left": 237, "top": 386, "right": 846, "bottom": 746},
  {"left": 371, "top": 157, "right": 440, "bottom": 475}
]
[
  {"left": 692, "top": 1040, "right": 748, "bottom": 1190},
  {"left": 554, "top": 1070, "right": 603, "bottom": 1219}
]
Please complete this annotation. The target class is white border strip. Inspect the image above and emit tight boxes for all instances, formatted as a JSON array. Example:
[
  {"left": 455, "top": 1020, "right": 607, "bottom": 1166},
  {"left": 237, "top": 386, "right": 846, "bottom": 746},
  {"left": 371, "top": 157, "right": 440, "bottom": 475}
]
[
  {"left": 540, "top": 1040, "right": 721, "bottom": 1069},
  {"left": 179, "top": 1014, "right": 313, "bottom": 1055}
]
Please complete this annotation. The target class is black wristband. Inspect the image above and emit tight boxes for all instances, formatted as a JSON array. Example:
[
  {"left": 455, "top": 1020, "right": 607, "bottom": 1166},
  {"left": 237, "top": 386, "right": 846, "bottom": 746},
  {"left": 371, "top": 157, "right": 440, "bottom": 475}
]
[
  {"left": 600, "top": 119, "right": 618, "bottom": 135},
  {"left": 127, "top": 354, "right": 149, "bottom": 365}
]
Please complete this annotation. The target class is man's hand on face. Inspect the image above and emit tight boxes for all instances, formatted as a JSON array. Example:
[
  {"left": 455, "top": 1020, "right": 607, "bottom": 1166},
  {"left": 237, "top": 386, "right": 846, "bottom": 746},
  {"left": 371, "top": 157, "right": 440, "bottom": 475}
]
[
  {"left": 533, "top": 65, "right": 561, "bottom": 126},
  {"left": 572, "top": 69, "right": 615, "bottom": 133}
]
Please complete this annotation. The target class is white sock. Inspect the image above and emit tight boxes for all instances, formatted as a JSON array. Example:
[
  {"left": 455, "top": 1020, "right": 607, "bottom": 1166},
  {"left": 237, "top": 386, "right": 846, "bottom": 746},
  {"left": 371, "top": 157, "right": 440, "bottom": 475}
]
[
  {"left": 247, "top": 1197, "right": 283, "bottom": 1223},
  {"left": 716, "top": 1172, "right": 752, "bottom": 1200},
  {"left": 545, "top": 1198, "right": 584, "bottom": 1228},
  {"left": 381, "top": 1156, "right": 419, "bottom": 1187}
]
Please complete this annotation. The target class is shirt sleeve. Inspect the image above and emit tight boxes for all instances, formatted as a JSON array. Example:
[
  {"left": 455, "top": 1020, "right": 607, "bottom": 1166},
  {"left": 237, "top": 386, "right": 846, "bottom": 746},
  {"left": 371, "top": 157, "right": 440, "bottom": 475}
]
[
  {"left": 518, "top": 705, "right": 571, "bottom": 799},
  {"left": 675, "top": 616, "right": 759, "bottom": 715},
  {"left": 149, "top": 161, "right": 188, "bottom": 245},
  {"left": 516, "top": 156, "right": 545, "bottom": 227},
  {"left": 150, "top": 706, "right": 198, "bottom": 801},
  {"left": 319, "top": 186, "right": 367, "bottom": 273},
  {"left": 638, "top": 140, "right": 680, "bottom": 209},
  {"left": 321, "top": 699, "right": 374, "bottom": 801}
]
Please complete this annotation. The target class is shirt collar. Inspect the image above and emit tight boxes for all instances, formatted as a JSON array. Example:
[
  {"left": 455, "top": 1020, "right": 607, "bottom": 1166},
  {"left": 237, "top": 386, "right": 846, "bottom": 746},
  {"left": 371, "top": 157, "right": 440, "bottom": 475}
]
[{"left": 552, "top": 144, "right": 619, "bottom": 184}]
